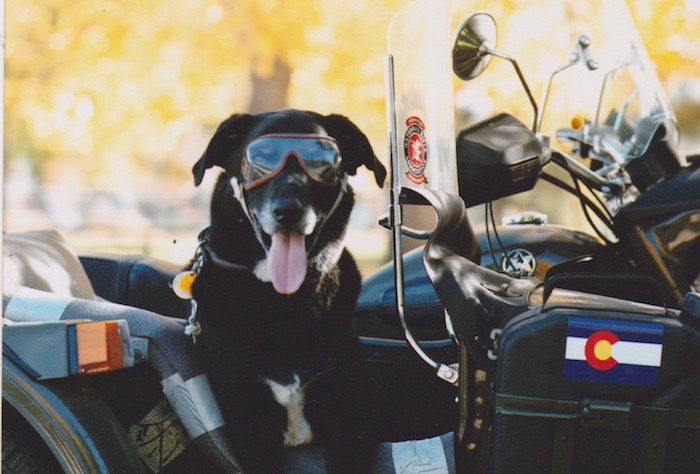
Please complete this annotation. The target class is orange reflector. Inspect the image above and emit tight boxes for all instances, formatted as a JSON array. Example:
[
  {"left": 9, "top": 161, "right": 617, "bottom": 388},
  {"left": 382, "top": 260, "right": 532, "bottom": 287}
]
[{"left": 75, "top": 321, "right": 124, "bottom": 374}]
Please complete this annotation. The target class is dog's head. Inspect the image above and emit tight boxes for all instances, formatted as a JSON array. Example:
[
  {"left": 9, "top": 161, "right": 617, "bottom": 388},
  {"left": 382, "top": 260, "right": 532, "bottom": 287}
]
[{"left": 193, "top": 109, "right": 386, "bottom": 295}]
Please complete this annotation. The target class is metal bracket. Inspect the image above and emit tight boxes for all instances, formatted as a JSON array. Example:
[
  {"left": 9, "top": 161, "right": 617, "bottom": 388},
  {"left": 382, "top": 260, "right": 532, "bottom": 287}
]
[
  {"left": 580, "top": 399, "right": 632, "bottom": 430},
  {"left": 436, "top": 364, "right": 459, "bottom": 385}
]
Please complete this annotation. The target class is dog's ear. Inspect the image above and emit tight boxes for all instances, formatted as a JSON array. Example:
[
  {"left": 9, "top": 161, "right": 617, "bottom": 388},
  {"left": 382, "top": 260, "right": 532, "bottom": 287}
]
[
  {"left": 192, "top": 113, "right": 257, "bottom": 186},
  {"left": 323, "top": 114, "right": 387, "bottom": 188}
]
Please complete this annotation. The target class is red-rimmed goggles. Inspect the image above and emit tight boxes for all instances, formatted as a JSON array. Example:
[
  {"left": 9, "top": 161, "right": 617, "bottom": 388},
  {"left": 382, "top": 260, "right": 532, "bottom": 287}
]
[{"left": 241, "top": 134, "right": 342, "bottom": 191}]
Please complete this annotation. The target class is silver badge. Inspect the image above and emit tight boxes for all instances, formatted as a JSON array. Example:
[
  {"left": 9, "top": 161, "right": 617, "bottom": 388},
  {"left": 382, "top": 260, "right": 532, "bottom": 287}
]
[{"left": 501, "top": 248, "right": 536, "bottom": 278}]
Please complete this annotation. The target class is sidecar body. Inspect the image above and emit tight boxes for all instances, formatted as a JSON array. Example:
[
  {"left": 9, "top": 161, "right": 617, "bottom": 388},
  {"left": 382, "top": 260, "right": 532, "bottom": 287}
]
[{"left": 2, "top": 230, "right": 459, "bottom": 473}]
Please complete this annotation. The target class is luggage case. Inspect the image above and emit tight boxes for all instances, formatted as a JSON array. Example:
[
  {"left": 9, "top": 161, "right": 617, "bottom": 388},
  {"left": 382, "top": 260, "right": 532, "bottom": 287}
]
[{"left": 490, "top": 292, "right": 700, "bottom": 473}]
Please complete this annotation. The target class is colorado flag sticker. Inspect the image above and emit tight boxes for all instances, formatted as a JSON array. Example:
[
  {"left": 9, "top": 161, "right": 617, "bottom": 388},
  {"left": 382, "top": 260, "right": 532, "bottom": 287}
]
[{"left": 565, "top": 317, "right": 663, "bottom": 386}]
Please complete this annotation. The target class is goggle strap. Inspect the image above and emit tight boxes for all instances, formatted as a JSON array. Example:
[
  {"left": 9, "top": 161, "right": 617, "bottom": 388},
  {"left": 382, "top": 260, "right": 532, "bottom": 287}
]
[
  {"left": 325, "top": 174, "right": 349, "bottom": 228},
  {"left": 306, "top": 174, "right": 348, "bottom": 255},
  {"left": 230, "top": 176, "right": 255, "bottom": 226}
]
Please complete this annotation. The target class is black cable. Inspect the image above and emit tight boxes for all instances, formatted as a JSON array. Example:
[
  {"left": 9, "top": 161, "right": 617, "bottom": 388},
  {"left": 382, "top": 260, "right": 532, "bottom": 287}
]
[
  {"left": 484, "top": 203, "right": 499, "bottom": 270},
  {"left": 489, "top": 201, "right": 516, "bottom": 272},
  {"left": 540, "top": 172, "right": 615, "bottom": 232},
  {"left": 569, "top": 171, "right": 616, "bottom": 246},
  {"left": 577, "top": 170, "right": 614, "bottom": 223},
  {"left": 550, "top": 150, "right": 616, "bottom": 243},
  {"left": 549, "top": 151, "right": 615, "bottom": 225}
]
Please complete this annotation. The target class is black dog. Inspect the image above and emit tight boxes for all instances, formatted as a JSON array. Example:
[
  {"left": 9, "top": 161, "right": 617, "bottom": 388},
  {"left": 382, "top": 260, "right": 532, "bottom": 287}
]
[{"left": 190, "top": 109, "right": 386, "bottom": 473}]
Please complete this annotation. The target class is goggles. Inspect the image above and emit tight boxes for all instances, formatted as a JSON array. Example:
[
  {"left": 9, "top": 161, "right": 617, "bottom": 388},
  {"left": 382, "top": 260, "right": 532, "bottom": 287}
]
[{"left": 241, "top": 134, "right": 342, "bottom": 191}]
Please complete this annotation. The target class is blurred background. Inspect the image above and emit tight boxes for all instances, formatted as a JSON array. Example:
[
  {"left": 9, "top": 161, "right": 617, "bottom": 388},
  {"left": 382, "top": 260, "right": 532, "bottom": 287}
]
[{"left": 5, "top": 0, "right": 700, "bottom": 276}]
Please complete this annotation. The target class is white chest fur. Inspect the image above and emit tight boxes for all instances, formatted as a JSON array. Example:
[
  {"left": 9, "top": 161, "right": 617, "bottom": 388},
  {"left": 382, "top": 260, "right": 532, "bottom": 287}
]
[{"left": 263, "top": 374, "right": 314, "bottom": 447}]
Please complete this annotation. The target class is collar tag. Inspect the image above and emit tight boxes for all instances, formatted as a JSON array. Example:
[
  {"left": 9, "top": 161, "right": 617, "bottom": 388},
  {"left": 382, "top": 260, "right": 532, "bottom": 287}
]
[
  {"left": 173, "top": 270, "right": 197, "bottom": 300},
  {"left": 176, "top": 249, "right": 206, "bottom": 342}
]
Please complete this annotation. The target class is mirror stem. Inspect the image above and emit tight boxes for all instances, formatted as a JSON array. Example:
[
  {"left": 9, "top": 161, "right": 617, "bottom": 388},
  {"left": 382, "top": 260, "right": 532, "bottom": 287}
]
[
  {"left": 487, "top": 48, "right": 539, "bottom": 133},
  {"left": 540, "top": 62, "right": 576, "bottom": 132}
]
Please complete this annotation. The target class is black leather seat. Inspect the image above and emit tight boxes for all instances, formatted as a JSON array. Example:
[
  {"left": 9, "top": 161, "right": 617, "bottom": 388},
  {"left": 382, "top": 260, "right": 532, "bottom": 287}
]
[{"left": 79, "top": 253, "right": 190, "bottom": 319}]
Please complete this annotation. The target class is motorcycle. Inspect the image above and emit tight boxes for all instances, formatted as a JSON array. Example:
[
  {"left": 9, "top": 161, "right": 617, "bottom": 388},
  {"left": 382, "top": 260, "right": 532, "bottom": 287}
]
[
  {"left": 3, "top": 0, "right": 699, "bottom": 473},
  {"left": 361, "top": 0, "right": 700, "bottom": 339},
  {"left": 369, "top": 0, "right": 700, "bottom": 472}
]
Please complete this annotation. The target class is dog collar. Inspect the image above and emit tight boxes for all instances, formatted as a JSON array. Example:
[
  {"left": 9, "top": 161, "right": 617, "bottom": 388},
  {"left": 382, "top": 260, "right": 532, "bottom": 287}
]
[{"left": 175, "top": 230, "right": 251, "bottom": 342}]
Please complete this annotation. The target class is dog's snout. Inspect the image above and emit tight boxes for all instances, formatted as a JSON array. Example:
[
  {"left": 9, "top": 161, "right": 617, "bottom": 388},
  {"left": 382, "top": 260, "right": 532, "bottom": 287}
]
[{"left": 273, "top": 198, "right": 305, "bottom": 226}]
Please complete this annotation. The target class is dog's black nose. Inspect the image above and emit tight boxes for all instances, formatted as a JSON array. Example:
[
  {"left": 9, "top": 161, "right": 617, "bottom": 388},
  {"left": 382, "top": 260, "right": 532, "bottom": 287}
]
[{"left": 272, "top": 198, "right": 304, "bottom": 226}]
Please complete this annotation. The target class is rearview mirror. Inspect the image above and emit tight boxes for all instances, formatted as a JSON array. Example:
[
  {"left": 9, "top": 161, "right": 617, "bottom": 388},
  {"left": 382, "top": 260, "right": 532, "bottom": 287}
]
[{"left": 452, "top": 12, "right": 497, "bottom": 80}]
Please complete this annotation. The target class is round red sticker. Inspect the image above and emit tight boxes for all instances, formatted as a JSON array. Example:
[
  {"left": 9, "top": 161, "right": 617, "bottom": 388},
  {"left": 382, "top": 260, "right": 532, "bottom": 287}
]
[{"left": 403, "top": 116, "right": 428, "bottom": 184}]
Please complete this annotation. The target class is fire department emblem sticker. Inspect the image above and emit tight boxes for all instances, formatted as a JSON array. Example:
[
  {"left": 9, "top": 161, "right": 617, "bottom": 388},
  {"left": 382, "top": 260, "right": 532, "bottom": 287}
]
[{"left": 403, "top": 116, "right": 428, "bottom": 184}]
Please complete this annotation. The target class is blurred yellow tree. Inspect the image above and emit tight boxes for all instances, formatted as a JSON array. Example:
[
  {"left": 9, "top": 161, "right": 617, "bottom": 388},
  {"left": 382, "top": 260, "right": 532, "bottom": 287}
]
[
  {"left": 7, "top": 1, "right": 245, "bottom": 181},
  {"left": 4, "top": 0, "right": 699, "bottom": 241},
  {"left": 5, "top": 0, "right": 406, "bottom": 189},
  {"left": 629, "top": 0, "right": 700, "bottom": 143},
  {"left": 630, "top": 0, "right": 700, "bottom": 79}
]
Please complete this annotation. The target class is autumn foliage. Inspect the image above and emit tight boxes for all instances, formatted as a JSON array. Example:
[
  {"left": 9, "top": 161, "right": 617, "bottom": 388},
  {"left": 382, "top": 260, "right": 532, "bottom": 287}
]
[{"left": 4, "top": 0, "right": 699, "bottom": 263}]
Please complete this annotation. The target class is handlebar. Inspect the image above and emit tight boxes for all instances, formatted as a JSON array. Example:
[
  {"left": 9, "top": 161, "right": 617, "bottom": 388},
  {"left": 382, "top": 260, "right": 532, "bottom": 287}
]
[{"left": 549, "top": 149, "right": 624, "bottom": 194}]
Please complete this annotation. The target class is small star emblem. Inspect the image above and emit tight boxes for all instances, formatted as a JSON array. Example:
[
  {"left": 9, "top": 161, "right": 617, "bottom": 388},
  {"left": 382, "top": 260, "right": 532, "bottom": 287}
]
[{"left": 501, "top": 248, "right": 536, "bottom": 277}]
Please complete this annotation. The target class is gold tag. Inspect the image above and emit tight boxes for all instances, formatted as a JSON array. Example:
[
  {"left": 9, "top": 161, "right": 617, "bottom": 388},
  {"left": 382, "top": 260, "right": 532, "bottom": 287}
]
[{"left": 172, "top": 271, "right": 197, "bottom": 299}]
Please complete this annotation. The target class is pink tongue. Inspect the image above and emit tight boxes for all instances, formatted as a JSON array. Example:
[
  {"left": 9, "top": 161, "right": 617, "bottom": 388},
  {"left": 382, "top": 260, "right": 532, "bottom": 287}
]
[{"left": 267, "top": 232, "right": 307, "bottom": 295}]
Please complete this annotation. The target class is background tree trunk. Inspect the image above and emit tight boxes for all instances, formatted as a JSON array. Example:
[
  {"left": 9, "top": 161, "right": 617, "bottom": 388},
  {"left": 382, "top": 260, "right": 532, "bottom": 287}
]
[{"left": 248, "top": 58, "right": 291, "bottom": 113}]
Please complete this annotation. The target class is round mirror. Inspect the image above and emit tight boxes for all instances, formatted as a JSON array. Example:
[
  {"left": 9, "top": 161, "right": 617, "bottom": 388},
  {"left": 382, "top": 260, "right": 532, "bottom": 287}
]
[{"left": 452, "top": 12, "right": 497, "bottom": 80}]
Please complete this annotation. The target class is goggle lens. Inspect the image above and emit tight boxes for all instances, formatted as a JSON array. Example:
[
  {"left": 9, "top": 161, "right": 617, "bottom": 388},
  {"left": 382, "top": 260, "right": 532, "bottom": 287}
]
[{"left": 243, "top": 135, "right": 341, "bottom": 190}]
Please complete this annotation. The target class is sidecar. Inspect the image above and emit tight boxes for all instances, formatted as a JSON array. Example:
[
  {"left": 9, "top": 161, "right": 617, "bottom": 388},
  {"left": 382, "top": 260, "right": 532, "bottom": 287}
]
[{"left": 2, "top": 230, "right": 459, "bottom": 473}]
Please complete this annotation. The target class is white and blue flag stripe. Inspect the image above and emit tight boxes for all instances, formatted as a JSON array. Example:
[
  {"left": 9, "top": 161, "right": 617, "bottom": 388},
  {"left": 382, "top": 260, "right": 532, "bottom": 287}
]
[{"left": 564, "top": 317, "right": 664, "bottom": 386}]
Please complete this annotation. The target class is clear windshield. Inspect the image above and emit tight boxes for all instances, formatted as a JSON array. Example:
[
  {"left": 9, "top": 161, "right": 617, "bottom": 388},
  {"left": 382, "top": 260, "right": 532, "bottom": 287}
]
[
  {"left": 535, "top": 0, "right": 679, "bottom": 158},
  {"left": 387, "top": 0, "right": 458, "bottom": 194},
  {"left": 388, "top": 0, "right": 678, "bottom": 165}
]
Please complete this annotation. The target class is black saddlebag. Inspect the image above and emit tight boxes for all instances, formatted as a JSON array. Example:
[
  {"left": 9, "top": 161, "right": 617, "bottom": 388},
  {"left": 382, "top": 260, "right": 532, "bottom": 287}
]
[{"left": 489, "top": 295, "right": 700, "bottom": 473}]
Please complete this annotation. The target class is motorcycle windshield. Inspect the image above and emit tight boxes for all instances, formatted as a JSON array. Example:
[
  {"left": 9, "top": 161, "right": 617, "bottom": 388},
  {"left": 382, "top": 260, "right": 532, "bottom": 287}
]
[
  {"left": 534, "top": 0, "right": 679, "bottom": 158},
  {"left": 387, "top": 0, "right": 458, "bottom": 195}
]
